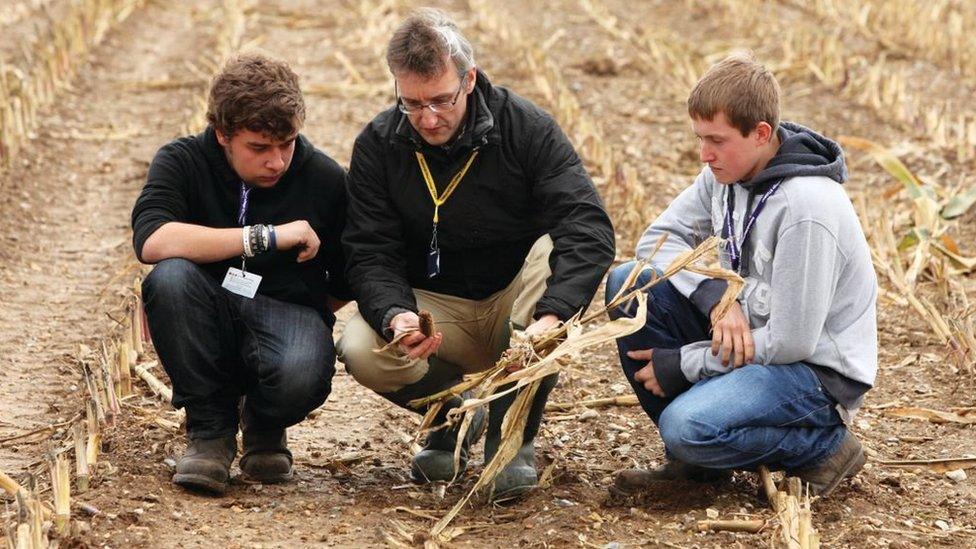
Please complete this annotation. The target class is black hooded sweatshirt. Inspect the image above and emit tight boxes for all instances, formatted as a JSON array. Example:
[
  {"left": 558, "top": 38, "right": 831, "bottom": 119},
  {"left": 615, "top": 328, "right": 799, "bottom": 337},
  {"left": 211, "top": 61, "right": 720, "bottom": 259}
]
[{"left": 131, "top": 127, "right": 351, "bottom": 326}]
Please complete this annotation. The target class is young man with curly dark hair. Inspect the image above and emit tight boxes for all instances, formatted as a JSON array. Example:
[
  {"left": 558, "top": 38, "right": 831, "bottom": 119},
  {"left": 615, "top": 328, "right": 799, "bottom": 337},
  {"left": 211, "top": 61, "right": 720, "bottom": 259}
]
[{"left": 132, "top": 53, "right": 350, "bottom": 494}]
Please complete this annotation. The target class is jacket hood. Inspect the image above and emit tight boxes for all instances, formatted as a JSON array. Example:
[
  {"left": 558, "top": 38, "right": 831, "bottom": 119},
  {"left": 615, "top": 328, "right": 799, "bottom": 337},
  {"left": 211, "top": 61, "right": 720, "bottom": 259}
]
[{"left": 747, "top": 121, "right": 848, "bottom": 188}]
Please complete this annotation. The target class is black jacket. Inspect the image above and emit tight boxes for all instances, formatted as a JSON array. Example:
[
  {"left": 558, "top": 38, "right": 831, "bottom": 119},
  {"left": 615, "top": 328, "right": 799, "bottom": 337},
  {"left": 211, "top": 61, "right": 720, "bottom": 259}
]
[
  {"left": 343, "top": 70, "right": 615, "bottom": 336},
  {"left": 131, "top": 127, "right": 351, "bottom": 325}
]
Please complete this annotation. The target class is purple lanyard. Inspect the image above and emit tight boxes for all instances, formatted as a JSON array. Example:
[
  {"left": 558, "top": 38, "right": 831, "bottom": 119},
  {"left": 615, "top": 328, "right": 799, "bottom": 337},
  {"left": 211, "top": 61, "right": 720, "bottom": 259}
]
[
  {"left": 722, "top": 180, "right": 783, "bottom": 272},
  {"left": 238, "top": 182, "right": 251, "bottom": 226}
]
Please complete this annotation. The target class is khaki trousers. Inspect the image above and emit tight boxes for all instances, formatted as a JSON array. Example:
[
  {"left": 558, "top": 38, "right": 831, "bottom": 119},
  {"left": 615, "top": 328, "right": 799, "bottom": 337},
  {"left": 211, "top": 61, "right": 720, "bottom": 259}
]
[{"left": 338, "top": 235, "right": 552, "bottom": 394}]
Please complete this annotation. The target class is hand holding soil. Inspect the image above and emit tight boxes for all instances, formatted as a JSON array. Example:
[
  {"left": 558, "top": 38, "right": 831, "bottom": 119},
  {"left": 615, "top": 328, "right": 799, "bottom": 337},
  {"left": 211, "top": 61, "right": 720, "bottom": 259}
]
[{"left": 274, "top": 219, "right": 320, "bottom": 262}]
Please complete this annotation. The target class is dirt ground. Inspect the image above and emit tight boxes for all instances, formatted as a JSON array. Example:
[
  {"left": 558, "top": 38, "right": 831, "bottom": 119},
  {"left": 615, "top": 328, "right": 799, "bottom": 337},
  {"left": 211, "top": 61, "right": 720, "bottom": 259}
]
[{"left": 2, "top": 0, "right": 975, "bottom": 547}]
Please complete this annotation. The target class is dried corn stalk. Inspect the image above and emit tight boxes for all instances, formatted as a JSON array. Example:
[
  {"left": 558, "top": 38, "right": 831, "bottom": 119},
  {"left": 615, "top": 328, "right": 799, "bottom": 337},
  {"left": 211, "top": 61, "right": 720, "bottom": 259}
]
[
  {"left": 759, "top": 466, "right": 819, "bottom": 548},
  {"left": 412, "top": 236, "right": 742, "bottom": 540},
  {"left": 73, "top": 423, "right": 89, "bottom": 493},
  {"left": 49, "top": 453, "right": 70, "bottom": 534}
]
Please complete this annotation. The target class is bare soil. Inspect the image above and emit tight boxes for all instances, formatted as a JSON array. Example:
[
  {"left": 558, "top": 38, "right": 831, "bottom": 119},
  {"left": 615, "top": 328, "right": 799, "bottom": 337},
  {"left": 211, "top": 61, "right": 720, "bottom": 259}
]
[{"left": 1, "top": 0, "right": 975, "bottom": 547}]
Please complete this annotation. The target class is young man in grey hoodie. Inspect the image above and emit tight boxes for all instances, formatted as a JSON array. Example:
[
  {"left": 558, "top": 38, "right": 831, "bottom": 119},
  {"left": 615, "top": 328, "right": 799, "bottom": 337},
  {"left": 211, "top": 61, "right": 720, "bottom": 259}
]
[{"left": 606, "top": 53, "right": 877, "bottom": 497}]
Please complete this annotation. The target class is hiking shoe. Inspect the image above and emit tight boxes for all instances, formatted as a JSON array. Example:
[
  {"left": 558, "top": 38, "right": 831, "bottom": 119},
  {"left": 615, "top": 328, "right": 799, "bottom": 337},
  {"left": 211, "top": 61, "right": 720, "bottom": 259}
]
[
  {"left": 610, "top": 460, "right": 731, "bottom": 496},
  {"left": 788, "top": 431, "right": 866, "bottom": 497},
  {"left": 172, "top": 436, "right": 237, "bottom": 495},
  {"left": 240, "top": 429, "right": 294, "bottom": 484}
]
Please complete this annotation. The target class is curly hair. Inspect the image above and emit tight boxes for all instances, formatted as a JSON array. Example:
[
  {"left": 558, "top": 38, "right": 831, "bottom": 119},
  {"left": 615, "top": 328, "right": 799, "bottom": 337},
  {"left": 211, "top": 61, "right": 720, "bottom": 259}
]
[{"left": 205, "top": 53, "right": 305, "bottom": 140}]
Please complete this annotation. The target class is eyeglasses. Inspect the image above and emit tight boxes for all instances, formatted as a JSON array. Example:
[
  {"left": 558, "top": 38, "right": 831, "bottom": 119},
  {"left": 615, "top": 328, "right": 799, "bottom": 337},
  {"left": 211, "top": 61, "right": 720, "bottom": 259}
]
[{"left": 396, "top": 74, "right": 468, "bottom": 115}]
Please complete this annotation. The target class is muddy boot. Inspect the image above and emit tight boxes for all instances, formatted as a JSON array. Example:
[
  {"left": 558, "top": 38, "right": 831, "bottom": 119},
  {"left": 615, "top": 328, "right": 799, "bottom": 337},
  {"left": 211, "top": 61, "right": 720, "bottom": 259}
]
[
  {"left": 172, "top": 435, "right": 237, "bottom": 495},
  {"left": 484, "top": 373, "right": 559, "bottom": 501},
  {"left": 787, "top": 431, "right": 866, "bottom": 497},
  {"left": 610, "top": 460, "right": 731, "bottom": 497},
  {"left": 240, "top": 429, "right": 293, "bottom": 484},
  {"left": 410, "top": 394, "right": 486, "bottom": 483},
  {"left": 381, "top": 357, "right": 485, "bottom": 483}
]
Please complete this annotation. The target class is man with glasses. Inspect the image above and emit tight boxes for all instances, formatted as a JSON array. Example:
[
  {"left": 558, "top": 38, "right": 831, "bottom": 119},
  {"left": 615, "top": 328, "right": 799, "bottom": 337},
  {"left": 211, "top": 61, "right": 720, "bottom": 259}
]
[{"left": 339, "top": 8, "right": 614, "bottom": 500}]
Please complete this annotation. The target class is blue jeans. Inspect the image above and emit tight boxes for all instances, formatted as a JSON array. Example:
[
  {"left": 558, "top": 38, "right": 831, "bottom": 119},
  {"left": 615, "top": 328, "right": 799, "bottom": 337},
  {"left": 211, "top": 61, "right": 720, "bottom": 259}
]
[
  {"left": 605, "top": 261, "right": 846, "bottom": 470},
  {"left": 142, "top": 258, "right": 336, "bottom": 439}
]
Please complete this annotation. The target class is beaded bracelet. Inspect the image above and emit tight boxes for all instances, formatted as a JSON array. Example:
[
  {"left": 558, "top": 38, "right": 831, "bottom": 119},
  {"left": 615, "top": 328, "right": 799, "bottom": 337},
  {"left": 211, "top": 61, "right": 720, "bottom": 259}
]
[
  {"left": 249, "top": 225, "right": 264, "bottom": 255},
  {"left": 243, "top": 224, "right": 277, "bottom": 257},
  {"left": 242, "top": 225, "right": 254, "bottom": 257},
  {"left": 260, "top": 224, "right": 270, "bottom": 253}
]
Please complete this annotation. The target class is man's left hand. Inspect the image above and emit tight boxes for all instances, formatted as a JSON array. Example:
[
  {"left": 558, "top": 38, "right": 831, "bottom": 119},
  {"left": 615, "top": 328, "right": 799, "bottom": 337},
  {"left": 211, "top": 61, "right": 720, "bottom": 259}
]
[
  {"left": 504, "top": 314, "right": 561, "bottom": 373},
  {"left": 628, "top": 349, "right": 665, "bottom": 397},
  {"left": 710, "top": 302, "right": 754, "bottom": 368},
  {"left": 524, "top": 314, "right": 561, "bottom": 337}
]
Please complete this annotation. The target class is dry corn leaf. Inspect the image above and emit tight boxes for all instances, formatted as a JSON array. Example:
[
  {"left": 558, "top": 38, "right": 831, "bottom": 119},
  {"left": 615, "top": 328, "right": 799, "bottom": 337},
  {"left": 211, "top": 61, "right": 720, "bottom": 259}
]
[
  {"left": 374, "top": 331, "right": 412, "bottom": 353},
  {"left": 884, "top": 406, "right": 976, "bottom": 425},
  {"left": 545, "top": 394, "right": 639, "bottom": 411},
  {"left": 428, "top": 290, "right": 649, "bottom": 540},
  {"left": 941, "top": 188, "right": 976, "bottom": 220},
  {"left": 877, "top": 457, "right": 976, "bottom": 474},
  {"left": 939, "top": 234, "right": 962, "bottom": 255},
  {"left": 881, "top": 182, "right": 903, "bottom": 200},
  {"left": 418, "top": 235, "right": 743, "bottom": 541},
  {"left": 840, "top": 136, "right": 928, "bottom": 200},
  {"left": 912, "top": 195, "right": 941, "bottom": 233},
  {"left": 931, "top": 238, "right": 976, "bottom": 271}
]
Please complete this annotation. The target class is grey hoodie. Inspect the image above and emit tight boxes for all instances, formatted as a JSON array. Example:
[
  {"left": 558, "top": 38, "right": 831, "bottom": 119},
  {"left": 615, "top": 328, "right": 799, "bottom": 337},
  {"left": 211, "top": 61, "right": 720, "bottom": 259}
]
[{"left": 636, "top": 122, "right": 878, "bottom": 420}]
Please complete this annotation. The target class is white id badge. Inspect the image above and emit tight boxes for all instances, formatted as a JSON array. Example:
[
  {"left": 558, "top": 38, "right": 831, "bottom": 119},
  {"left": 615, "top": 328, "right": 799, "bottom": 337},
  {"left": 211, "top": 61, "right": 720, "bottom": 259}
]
[{"left": 222, "top": 267, "right": 262, "bottom": 298}]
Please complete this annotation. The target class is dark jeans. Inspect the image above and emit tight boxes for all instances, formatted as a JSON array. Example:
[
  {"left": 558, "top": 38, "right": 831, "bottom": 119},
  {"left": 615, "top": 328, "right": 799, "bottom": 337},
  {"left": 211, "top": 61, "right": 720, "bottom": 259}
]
[
  {"left": 142, "top": 258, "right": 335, "bottom": 439},
  {"left": 605, "top": 261, "right": 846, "bottom": 470}
]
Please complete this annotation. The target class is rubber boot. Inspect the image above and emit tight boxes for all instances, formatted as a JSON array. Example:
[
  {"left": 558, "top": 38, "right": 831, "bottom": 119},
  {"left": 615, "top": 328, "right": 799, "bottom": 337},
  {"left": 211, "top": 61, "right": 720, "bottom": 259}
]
[
  {"left": 240, "top": 428, "right": 293, "bottom": 484},
  {"left": 380, "top": 357, "right": 485, "bottom": 483},
  {"left": 484, "top": 372, "right": 559, "bottom": 501},
  {"left": 172, "top": 435, "right": 237, "bottom": 495}
]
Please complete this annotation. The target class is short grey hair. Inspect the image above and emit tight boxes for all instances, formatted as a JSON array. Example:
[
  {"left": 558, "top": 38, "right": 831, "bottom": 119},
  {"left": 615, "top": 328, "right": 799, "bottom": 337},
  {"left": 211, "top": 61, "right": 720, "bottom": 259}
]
[{"left": 386, "top": 8, "right": 475, "bottom": 79}]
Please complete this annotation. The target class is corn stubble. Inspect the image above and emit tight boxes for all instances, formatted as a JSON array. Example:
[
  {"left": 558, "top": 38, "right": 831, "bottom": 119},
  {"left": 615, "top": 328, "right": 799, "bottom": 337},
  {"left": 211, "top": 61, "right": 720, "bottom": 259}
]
[
  {"left": 1, "top": 0, "right": 252, "bottom": 544},
  {"left": 0, "top": 0, "right": 149, "bottom": 169}
]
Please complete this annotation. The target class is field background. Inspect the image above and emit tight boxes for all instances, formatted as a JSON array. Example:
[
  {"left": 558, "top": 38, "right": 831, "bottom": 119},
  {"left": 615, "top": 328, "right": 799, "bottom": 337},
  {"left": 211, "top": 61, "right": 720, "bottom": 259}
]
[{"left": 1, "top": 0, "right": 975, "bottom": 547}]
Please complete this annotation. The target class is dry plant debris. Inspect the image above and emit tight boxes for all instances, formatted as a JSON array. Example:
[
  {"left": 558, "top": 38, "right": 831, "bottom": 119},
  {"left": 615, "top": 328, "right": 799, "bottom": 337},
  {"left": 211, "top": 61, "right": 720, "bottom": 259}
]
[
  {"left": 402, "top": 235, "right": 743, "bottom": 542},
  {"left": 2, "top": 0, "right": 976, "bottom": 547}
]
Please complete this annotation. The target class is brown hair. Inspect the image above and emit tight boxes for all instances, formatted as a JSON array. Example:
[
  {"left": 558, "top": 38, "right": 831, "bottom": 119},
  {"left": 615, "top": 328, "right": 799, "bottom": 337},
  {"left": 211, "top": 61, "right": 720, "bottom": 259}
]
[
  {"left": 687, "top": 52, "right": 780, "bottom": 136},
  {"left": 205, "top": 53, "right": 305, "bottom": 140},
  {"left": 386, "top": 8, "right": 475, "bottom": 78}
]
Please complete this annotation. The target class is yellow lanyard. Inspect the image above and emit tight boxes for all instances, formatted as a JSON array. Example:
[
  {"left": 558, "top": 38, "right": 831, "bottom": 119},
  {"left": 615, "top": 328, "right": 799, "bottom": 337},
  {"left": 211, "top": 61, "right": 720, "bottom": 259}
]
[{"left": 414, "top": 150, "right": 480, "bottom": 223}]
